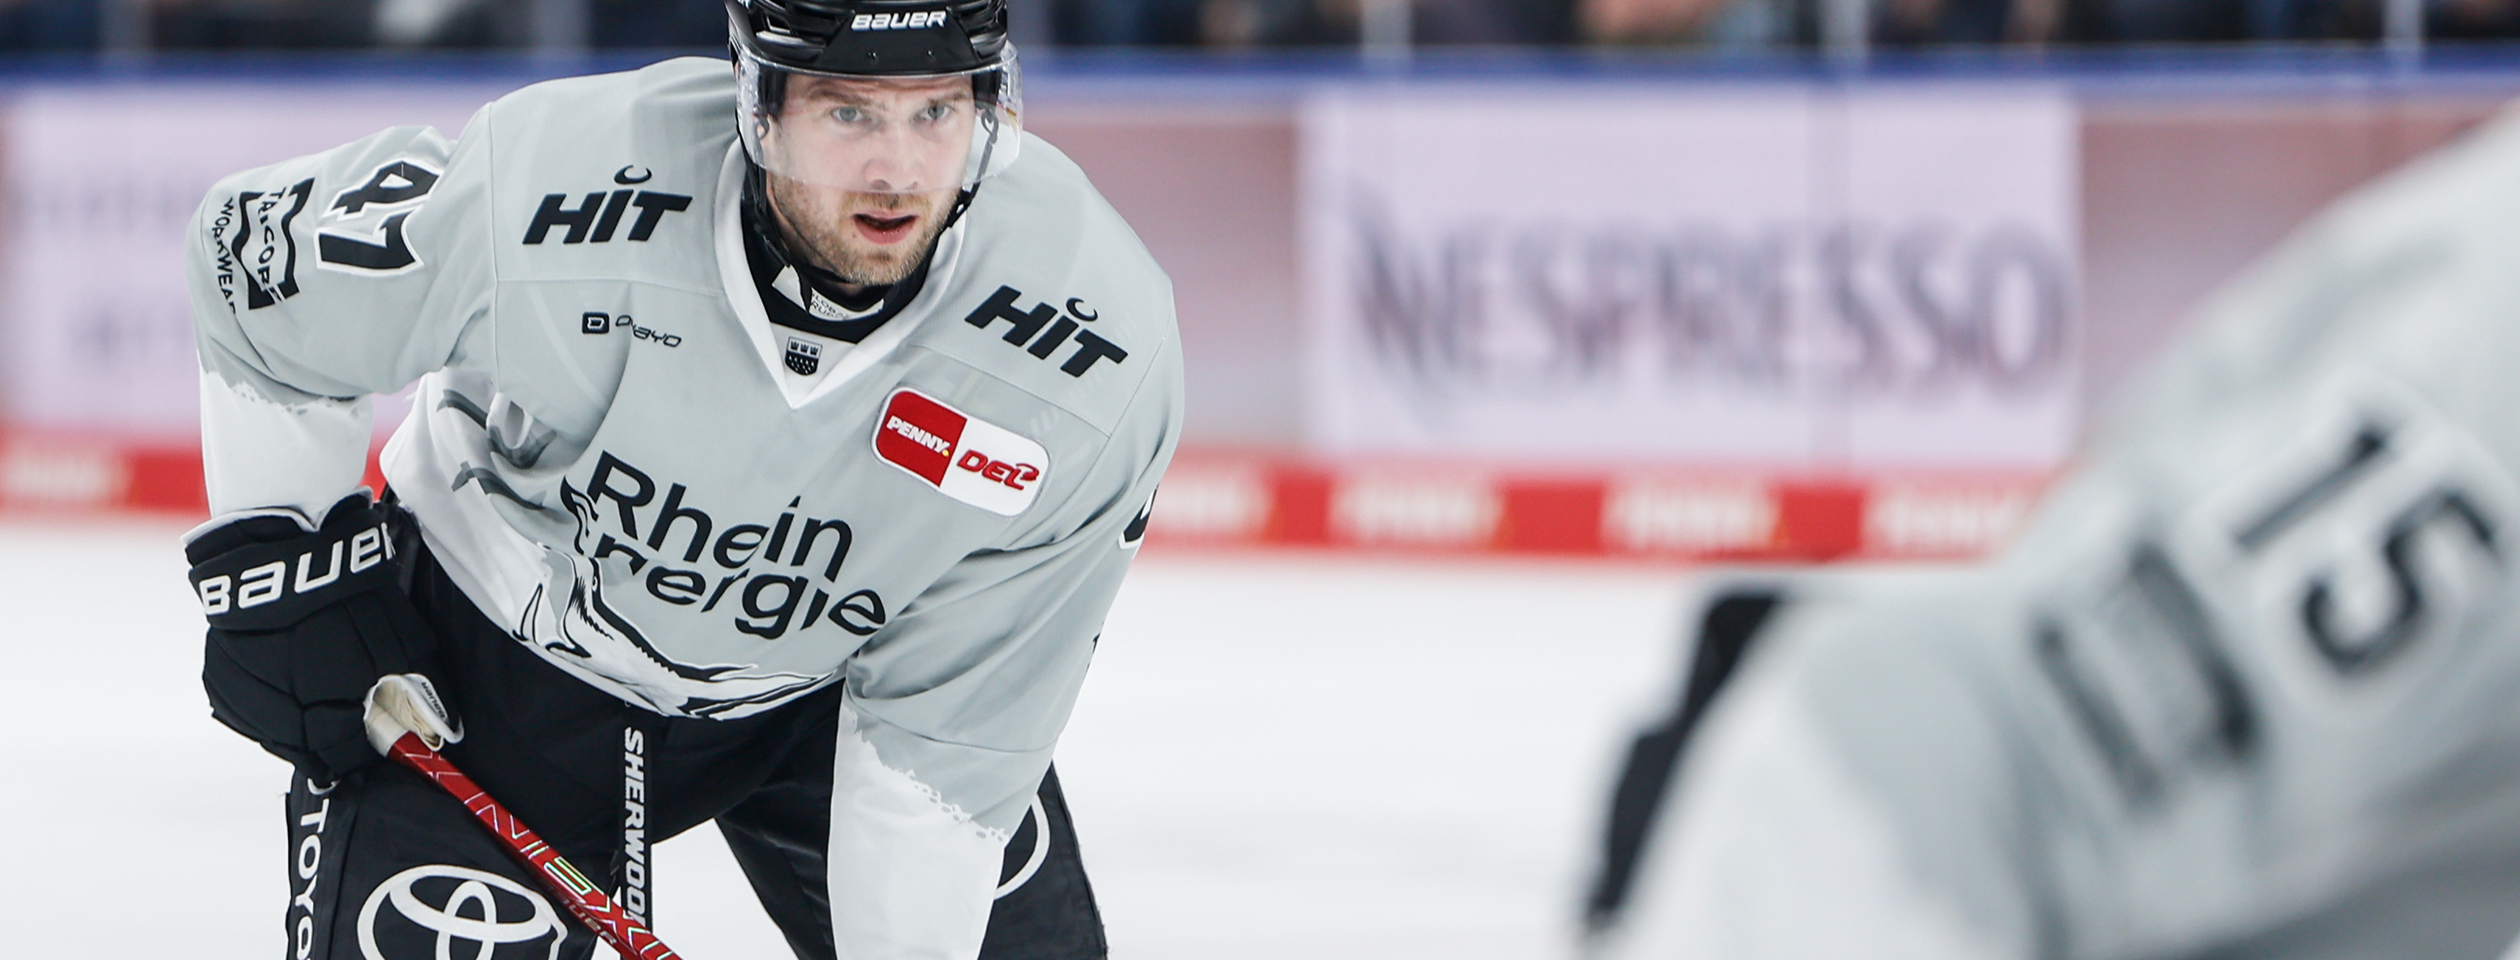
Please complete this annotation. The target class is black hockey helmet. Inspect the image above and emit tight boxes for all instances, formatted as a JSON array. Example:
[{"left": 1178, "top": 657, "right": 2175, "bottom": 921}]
[
  {"left": 725, "top": 0, "right": 1022, "bottom": 193},
  {"left": 730, "top": 0, "right": 1009, "bottom": 74}
]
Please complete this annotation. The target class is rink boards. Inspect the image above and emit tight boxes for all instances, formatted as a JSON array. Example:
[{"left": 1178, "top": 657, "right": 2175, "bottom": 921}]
[{"left": 0, "top": 432, "right": 2041, "bottom": 561}]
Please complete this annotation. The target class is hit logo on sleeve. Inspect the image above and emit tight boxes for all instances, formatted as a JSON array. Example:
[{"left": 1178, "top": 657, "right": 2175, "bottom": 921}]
[{"left": 875, "top": 388, "right": 1051, "bottom": 517}]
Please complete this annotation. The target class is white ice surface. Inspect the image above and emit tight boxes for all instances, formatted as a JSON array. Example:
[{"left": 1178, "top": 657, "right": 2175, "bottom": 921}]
[{"left": 0, "top": 522, "right": 1691, "bottom": 960}]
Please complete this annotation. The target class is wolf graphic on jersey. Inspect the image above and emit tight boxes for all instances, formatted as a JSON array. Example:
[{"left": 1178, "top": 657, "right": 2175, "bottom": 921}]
[{"left": 527, "top": 442, "right": 923, "bottom": 718}]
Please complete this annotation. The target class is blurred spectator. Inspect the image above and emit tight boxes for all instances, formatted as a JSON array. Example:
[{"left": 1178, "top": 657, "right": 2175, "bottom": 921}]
[
  {"left": 1055, "top": 0, "right": 1203, "bottom": 45},
  {"left": 155, "top": 0, "right": 378, "bottom": 50},
  {"left": 1181, "top": 0, "right": 1575, "bottom": 46},
  {"left": 2432, "top": 0, "right": 2520, "bottom": 39},
  {"left": 3, "top": 0, "right": 2514, "bottom": 60},
  {"left": 1877, "top": 0, "right": 2035, "bottom": 42},
  {"left": 1872, "top": 0, "right": 2256, "bottom": 43},
  {"left": 2247, "top": 0, "right": 2330, "bottom": 37},
  {"left": 383, "top": 0, "right": 722, "bottom": 50},
  {"left": 1580, "top": 0, "right": 1754, "bottom": 44},
  {"left": 0, "top": 0, "right": 730, "bottom": 53},
  {"left": 590, "top": 0, "right": 724, "bottom": 48},
  {"left": 1587, "top": 0, "right": 1861, "bottom": 44},
  {"left": 1543, "top": 0, "right": 2510, "bottom": 46},
  {"left": 1419, "top": 0, "right": 1578, "bottom": 42},
  {"left": 2066, "top": 0, "right": 2253, "bottom": 41},
  {"left": 0, "top": 0, "right": 101, "bottom": 51},
  {"left": 369, "top": 0, "right": 522, "bottom": 47}
]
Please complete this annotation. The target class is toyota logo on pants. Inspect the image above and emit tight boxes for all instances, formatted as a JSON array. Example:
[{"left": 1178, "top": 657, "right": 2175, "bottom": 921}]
[{"left": 357, "top": 864, "right": 565, "bottom": 960}]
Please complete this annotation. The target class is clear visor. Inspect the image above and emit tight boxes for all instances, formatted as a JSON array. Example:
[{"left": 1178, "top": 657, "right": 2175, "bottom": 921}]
[{"left": 737, "top": 54, "right": 1020, "bottom": 195}]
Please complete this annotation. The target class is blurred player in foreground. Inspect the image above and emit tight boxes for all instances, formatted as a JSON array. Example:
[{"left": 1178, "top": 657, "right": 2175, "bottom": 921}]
[
  {"left": 180, "top": 1, "right": 1178, "bottom": 957},
  {"left": 1587, "top": 108, "right": 2520, "bottom": 959}
]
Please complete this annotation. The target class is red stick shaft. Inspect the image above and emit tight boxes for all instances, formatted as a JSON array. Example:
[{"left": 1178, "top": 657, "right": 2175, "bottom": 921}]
[{"left": 385, "top": 730, "right": 682, "bottom": 960}]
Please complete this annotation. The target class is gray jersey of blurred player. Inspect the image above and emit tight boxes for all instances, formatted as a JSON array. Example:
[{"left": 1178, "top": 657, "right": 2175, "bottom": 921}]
[
  {"left": 1597, "top": 107, "right": 2520, "bottom": 960},
  {"left": 187, "top": 57, "right": 1179, "bottom": 955}
]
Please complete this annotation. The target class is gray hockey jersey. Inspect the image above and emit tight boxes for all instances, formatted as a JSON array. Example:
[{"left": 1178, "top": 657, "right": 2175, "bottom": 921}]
[
  {"left": 187, "top": 57, "right": 1180, "bottom": 960},
  {"left": 1604, "top": 106, "right": 2520, "bottom": 960}
]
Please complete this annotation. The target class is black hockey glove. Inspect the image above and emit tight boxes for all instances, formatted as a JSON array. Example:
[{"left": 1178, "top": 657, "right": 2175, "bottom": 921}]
[{"left": 186, "top": 493, "right": 447, "bottom": 785}]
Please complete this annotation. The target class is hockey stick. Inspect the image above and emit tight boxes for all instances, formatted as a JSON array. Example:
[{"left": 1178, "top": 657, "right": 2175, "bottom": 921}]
[
  {"left": 365, "top": 676, "right": 682, "bottom": 960},
  {"left": 382, "top": 731, "right": 683, "bottom": 960}
]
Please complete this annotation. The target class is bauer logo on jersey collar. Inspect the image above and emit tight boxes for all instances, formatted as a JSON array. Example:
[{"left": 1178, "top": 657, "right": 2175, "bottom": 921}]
[{"left": 875, "top": 388, "right": 1049, "bottom": 517}]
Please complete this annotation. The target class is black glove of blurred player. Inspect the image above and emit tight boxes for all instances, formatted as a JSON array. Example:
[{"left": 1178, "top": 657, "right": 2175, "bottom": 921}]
[{"left": 186, "top": 493, "right": 447, "bottom": 785}]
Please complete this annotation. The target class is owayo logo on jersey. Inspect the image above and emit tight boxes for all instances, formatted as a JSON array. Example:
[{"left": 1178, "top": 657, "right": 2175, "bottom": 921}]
[
  {"left": 875, "top": 388, "right": 1050, "bottom": 517},
  {"left": 356, "top": 864, "right": 565, "bottom": 960}
]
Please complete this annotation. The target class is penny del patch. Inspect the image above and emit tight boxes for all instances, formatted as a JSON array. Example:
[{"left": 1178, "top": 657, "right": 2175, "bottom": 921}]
[{"left": 872, "top": 388, "right": 1051, "bottom": 517}]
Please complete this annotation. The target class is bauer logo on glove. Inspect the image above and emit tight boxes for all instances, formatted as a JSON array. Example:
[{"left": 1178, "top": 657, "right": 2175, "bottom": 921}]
[
  {"left": 186, "top": 493, "right": 449, "bottom": 785},
  {"left": 192, "top": 518, "right": 394, "bottom": 624}
]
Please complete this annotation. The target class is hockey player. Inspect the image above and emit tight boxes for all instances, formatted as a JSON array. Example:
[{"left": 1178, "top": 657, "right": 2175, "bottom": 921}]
[
  {"left": 1589, "top": 108, "right": 2520, "bottom": 959},
  {"left": 181, "top": 1, "right": 1179, "bottom": 957}
]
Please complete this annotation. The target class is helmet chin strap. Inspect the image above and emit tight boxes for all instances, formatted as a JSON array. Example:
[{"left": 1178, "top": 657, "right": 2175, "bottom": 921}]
[
  {"left": 741, "top": 164, "right": 979, "bottom": 337},
  {"left": 743, "top": 165, "right": 977, "bottom": 306}
]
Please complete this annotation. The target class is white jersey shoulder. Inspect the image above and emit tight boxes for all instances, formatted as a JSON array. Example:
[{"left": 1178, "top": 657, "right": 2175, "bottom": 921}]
[{"left": 475, "top": 58, "right": 732, "bottom": 290}]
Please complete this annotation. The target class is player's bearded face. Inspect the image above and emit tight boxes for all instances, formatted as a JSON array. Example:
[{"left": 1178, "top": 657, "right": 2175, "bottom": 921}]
[
  {"left": 762, "top": 75, "right": 973, "bottom": 287},
  {"left": 766, "top": 175, "right": 954, "bottom": 286}
]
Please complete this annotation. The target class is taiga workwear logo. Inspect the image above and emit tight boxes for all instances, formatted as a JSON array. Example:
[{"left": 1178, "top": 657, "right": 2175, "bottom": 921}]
[
  {"left": 357, "top": 864, "right": 565, "bottom": 960},
  {"left": 210, "top": 178, "right": 312, "bottom": 311}
]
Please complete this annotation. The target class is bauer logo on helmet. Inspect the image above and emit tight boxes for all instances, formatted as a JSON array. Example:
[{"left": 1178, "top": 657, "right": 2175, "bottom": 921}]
[{"left": 849, "top": 10, "right": 948, "bottom": 29}]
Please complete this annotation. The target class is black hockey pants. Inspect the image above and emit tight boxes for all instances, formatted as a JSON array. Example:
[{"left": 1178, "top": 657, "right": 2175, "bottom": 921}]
[{"left": 277, "top": 536, "right": 1107, "bottom": 960}]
